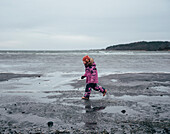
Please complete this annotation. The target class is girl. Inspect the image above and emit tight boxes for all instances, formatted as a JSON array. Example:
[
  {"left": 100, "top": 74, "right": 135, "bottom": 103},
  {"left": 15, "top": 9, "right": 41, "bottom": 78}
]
[{"left": 81, "top": 55, "right": 107, "bottom": 100}]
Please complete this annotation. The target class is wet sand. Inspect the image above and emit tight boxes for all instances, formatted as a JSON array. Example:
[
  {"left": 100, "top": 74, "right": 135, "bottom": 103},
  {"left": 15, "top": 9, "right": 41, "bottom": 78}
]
[
  {"left": 0, "top": 73, "right": 41, "bottom": 82},
  {"left": 0, "top": 73, "right": 170, "bottom": 133}
]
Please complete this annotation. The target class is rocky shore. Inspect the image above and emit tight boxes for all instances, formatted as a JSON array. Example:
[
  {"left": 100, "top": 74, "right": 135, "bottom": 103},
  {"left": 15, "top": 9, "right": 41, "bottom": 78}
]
[{"left": 0, "top": 73, "right": 170, "bottom": 133}]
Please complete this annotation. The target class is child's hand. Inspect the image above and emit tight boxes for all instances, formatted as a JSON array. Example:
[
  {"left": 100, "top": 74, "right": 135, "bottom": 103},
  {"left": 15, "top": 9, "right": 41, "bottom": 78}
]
[{"left": 81, "top": 76, "right": 85, "bottom": 79}]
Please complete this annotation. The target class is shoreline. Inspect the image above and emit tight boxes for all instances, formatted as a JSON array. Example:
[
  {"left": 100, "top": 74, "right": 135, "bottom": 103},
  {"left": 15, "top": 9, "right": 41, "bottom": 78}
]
[{"left": 0, "top": 49, "right": 170, "bottom": 53}]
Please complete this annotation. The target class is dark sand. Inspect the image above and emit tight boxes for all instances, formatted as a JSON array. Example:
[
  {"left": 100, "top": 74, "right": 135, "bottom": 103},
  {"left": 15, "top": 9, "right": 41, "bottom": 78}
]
[
  {"left": 0, "top": 73, "right": 170, "bottom": 133},
  {"left": 0, "top": 73, "right": 41, "bottom": 82}
]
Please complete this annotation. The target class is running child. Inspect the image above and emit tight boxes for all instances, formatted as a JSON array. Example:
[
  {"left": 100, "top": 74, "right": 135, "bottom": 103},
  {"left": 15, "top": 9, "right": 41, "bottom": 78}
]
[{"left": 81, "top": 55, "right": 107, "bottom": 100}]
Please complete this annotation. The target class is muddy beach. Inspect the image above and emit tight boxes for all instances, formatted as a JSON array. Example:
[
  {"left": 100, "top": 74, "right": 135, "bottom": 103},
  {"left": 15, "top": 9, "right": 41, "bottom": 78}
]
[{"left": 0, "top": 73, "right": 170, "bottom": 133}]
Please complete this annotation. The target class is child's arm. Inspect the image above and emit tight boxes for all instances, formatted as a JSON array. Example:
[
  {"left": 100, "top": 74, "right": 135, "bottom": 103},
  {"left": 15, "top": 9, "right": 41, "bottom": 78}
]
[{"left": 81, "top": 68, "right": 87, "bottom": 79}]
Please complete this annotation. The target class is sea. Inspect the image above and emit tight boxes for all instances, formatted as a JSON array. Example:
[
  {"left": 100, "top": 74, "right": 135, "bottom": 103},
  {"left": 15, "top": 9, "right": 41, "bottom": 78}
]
[{"left": 0, "top": 50, "right": 170, "bottom": 102}]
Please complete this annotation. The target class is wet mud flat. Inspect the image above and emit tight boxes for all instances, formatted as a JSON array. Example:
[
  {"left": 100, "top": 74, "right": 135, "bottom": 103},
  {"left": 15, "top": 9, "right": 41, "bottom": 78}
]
[
  {"left": 0, "top": 73, "right": 170, "bottom": 133},
  {"left": 0, "top": 73, "right": 41, "bottom": 82}
]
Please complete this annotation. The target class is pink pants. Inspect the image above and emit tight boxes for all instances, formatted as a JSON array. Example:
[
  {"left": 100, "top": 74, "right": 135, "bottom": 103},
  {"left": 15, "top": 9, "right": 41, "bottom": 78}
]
[{"left": 84, "top": 83, "right": 106, "bottom": 98}]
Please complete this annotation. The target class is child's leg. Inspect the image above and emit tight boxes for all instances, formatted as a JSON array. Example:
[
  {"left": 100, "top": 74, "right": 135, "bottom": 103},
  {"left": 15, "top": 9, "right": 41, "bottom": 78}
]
[
  {"left": 93, "top": 84, "right": 106, "bottom": 93},
  {"left": 84, "top": 83, "right": 93, "bottom": 98}
]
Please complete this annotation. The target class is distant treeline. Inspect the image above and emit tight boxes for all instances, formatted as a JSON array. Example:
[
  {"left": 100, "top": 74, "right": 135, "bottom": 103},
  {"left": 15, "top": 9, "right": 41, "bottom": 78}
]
[{"left": 106, "top": 41, "right": 170, "bottom": 51}]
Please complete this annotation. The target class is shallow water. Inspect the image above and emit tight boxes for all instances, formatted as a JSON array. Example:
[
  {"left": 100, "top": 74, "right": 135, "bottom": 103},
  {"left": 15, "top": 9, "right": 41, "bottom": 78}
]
[{"left": 0, "top": 50, "right": 170, "bottom": 74}]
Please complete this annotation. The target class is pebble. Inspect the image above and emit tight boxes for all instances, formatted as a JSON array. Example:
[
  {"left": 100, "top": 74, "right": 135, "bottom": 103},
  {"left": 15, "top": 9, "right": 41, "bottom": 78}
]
[
  {"left": 121, "top": 110, "right": 126, "bottom": 114},
  {"left": 47, "top": 121, "right": 53, "bottom": 128}
]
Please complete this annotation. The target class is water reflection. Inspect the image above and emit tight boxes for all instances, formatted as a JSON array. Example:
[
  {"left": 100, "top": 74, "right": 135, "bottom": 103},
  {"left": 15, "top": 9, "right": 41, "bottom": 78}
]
[{"left": 83, "top": 100, "right": 106, "bottom": 130}]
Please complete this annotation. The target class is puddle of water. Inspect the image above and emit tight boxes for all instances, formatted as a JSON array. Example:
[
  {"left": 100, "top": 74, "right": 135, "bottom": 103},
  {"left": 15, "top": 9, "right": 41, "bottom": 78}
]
[
  {"left": 111, "top": 95, "right": 170, "bottom": 107},
  {"left": 113, "top": 95, "right": 170, "bottom": 103},
  {"left": 111, "top": 79, "right": 118, "bottom": 82},
  {"left": 151, "top": 86, "right": 170, "bottom": 93},
  {"left": 88, "top": 94, "right": 106, "bottom": 100},
  {"left": 61, "top": 102, "right": 84, "bottom": 108},
  {"left": 0, "top": 71, "right": 80, "bottom": 103},
  {"left": 102, "top": 106, "right": 140, "bottom": 115}
]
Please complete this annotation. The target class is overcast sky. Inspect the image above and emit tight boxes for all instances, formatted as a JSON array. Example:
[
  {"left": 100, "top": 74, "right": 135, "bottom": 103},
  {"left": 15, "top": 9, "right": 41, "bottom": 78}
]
[{"left": 0, "top": 0, "right": 170, "bottom": 50}]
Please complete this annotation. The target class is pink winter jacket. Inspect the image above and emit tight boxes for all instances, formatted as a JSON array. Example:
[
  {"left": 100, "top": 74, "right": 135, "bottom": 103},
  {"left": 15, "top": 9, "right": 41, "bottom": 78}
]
[{"left": 83, "top": 62, "right": 98, "bottom": 83}]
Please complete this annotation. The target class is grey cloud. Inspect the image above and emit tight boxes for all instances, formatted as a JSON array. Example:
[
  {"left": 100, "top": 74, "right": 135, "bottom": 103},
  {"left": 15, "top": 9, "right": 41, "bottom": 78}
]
[{"left": 0, "top": 0, "right": 170, "bottom": 50}]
